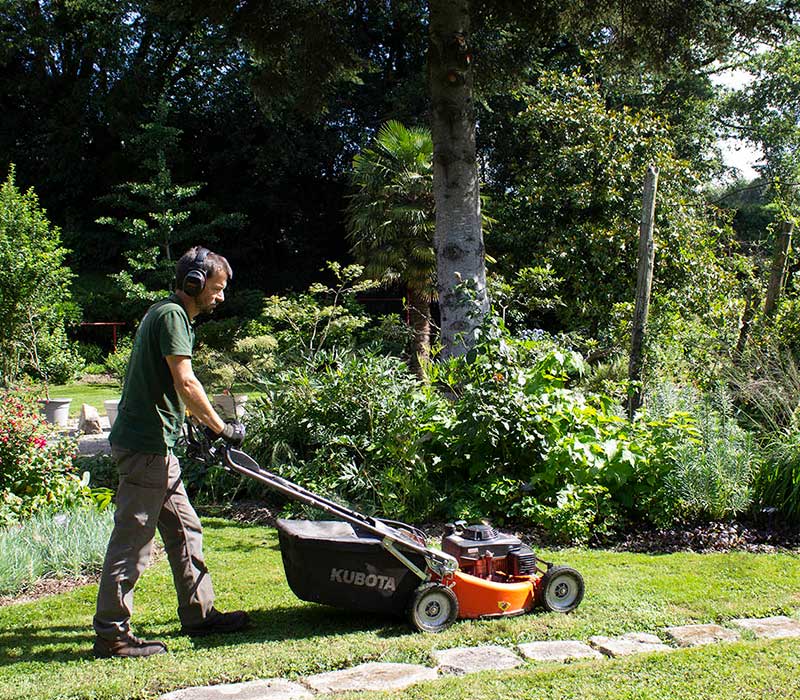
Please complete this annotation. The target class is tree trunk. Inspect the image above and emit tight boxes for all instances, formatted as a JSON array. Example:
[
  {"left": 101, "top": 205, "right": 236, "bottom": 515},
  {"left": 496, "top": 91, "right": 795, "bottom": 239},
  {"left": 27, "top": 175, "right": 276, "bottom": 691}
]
[
  {"left": 406, "top": 284, "right": 432, "bottom": 377},
  {"left": 428, "top": 0, "right": 488, "bottom": 359}
]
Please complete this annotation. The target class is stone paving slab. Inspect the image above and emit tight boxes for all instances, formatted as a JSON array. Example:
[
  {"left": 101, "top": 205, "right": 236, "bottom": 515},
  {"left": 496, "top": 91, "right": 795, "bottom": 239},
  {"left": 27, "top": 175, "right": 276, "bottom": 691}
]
[
  {"left": 160, "top": 679, "right": 313, "bottom": 700},
  {"left": 517, "top": 640, "right": 604, "bottom": 663},
  {"left": 665, "top": 624, "right": 741, "bottom": 647},
  {"left": 303, "top": 662, "right": 438, "bottom": 694},
  {"left": 589, "top": 632, "right": 673, "bottom": 657},
  {"left": 433, "top": 645, "right": 524, "bottom": 675},
  {"left": 731, "top": 616, "right": 800, "bottom": 639}
]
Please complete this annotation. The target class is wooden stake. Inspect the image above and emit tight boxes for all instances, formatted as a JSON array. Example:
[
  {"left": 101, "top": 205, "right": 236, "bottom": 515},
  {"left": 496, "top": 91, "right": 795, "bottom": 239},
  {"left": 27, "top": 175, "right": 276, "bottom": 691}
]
[
  {"left": 627, "top": 165, "right": 659, "bottom": 419},
  {"left": 764, "top": 221, "right": 794, "bottom": 317}
]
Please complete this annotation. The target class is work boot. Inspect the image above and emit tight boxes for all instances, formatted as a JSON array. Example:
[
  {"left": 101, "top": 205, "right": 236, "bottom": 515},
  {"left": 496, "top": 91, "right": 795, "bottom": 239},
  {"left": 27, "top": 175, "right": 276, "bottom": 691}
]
[
  {"left": 93, "top": 634, "right": 167, "bottom": 659},
  {"left": 180, "top": 608, "right": 250, "bottom": 637}
]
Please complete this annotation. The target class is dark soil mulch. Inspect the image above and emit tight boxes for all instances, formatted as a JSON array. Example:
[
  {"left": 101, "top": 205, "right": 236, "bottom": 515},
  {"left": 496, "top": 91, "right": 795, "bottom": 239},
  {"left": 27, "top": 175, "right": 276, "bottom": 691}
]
[
  {"left": 608, "top": 518, "right": 800, "bottom": 554},
  {"left": 209, "top": 500, "right": 800, "bottom": 554}
]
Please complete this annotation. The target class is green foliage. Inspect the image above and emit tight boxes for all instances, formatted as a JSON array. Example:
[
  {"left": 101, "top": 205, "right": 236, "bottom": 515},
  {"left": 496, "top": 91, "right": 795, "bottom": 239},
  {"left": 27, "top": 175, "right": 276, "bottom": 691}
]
[
  {"left": 648, "top": 383, "right": 759, "bottom": 523},
  {"left": 726, "top": 348, "right": 800, "bottom": 521},
  {"left": 758, "top": 429, "right": 800, "bottom": 521},
  {"left": 256, "top": 262, "right": 378, "bottom": 361},
  {"left": 346, "top": 120, "right": 435, "bottom": 294},
  {"left": 73, "top": 453, "right": 118, "bottom": 491},
  {"left": 0, "top": 505, "right": 114, "bottom": 596},
  {"left": 0, "top": 387, "right": 89, "bottom": 526},
  {"left": 26, "top": 327, "right": 85, "bottom": 385},
  {"left": 104, "top": 337, "right": 133, "bottom": 388},
  {"left": 721, "top": 41, "right": 800, "bottom": 217},
  {"left": 246, "top": 350, "right": 446, "bottom": 520},
  {"left": 487, "top": 267, "right": 565, "bottom": 330},
  {"left": 0, "top": 167, "right": 77, "bottom": 390},
  {"left": 422, "top": 314, "right": 695, "bottom": 542},
  {"left": 488, "top": 70, "right": 742, "bottom": 340},
  {"left": 346, "top": 120, "right": 439, "bottom": 367},
  {"left": 96, "top": 99, "right": 245, "bottom": 303},
  {"left": 75, "top": 343, "right": 104, "bottom": 366},
  {"left": 239, "top": 310, "right": 715, "bottom": 543},
  {"left": 193, "top": 334, "right": 277, "bottom": 392}
]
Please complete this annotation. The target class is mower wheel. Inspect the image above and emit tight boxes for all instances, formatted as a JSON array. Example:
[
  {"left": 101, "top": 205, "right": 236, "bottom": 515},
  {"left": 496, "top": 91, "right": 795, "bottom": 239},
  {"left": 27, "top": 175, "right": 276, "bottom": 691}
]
[
  {"left": 408, "top": 583, "right": 458, "bottom": 633},
  {"left": 539, "top": 566, "right": 584, "bottom": 613}
]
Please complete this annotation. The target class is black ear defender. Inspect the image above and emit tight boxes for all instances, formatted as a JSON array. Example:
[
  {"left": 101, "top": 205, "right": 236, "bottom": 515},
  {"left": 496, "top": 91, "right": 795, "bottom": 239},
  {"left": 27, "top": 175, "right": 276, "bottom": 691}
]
[{"left": 182, "top": 247, "right": 210, "bottom": 297}]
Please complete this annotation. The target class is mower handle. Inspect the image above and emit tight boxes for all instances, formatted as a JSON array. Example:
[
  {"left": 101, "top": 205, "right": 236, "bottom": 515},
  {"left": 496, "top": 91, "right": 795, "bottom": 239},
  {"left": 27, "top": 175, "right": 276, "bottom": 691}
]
[{"left": 180, "top": 419, "right": 457, "bottom": 577}]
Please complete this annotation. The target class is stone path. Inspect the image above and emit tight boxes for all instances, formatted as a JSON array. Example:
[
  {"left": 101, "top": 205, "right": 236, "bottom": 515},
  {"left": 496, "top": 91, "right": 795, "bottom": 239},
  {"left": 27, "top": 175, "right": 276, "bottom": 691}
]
[
  {"left": 62, "top": 417, "right": 112, "bottom": 455},
  {"left": 158, "top": 614, "right": 800, "bottom": 699}
]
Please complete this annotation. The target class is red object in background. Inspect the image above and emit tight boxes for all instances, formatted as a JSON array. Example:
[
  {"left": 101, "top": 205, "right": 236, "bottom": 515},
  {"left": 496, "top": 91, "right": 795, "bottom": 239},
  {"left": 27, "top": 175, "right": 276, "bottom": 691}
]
[{"left": 79, "top": 322, "right": 125, "bottom": 352}]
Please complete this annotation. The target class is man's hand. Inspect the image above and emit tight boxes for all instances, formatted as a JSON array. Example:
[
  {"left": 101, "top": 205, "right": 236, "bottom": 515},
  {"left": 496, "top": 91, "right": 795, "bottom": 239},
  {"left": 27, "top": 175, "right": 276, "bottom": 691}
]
[{"left": 209, "top": 421, "right": 245, "bottom": 447}]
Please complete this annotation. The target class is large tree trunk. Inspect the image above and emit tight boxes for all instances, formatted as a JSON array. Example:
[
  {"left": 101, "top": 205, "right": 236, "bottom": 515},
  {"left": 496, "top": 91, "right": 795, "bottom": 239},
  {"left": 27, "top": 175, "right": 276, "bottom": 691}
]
[{"left": 428, "top": 0, "right": 488, "bottom": 359}]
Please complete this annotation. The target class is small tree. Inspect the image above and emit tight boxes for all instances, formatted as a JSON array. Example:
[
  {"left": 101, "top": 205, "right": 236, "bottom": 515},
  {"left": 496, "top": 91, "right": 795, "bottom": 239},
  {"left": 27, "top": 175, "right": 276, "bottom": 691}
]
[
  {"left": 0, "top": 166, "right": 75, "bottom": 390},
  {"left": 97, "top": 99, "right": 245, "bottom": 305},
  {"left": 346, "top": 121, "right": 437, "bottom": 372}
]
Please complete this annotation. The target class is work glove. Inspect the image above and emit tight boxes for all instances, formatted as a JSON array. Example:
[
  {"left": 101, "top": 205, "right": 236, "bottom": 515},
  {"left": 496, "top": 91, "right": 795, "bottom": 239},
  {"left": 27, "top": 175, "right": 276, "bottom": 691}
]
[{"left": 207, "top": 421, "right": 246, "bottom": 447}]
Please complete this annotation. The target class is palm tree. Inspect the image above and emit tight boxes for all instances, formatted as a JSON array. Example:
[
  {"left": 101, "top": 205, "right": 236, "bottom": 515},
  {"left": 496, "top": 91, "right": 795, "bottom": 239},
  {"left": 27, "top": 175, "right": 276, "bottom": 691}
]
[{"left": 346, "top": 120, "right": 436, "bottom": 372}]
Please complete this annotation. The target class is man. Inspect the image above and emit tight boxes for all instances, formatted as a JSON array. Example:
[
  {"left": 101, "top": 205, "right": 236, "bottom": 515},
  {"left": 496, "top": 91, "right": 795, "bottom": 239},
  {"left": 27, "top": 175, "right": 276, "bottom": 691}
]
[{"left": 93, "top": 246, "right": 249, "bottom": 659}]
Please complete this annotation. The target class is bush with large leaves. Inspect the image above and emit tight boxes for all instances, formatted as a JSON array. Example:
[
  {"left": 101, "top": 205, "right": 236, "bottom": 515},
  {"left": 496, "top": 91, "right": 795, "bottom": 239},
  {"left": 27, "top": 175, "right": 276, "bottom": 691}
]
[{"left": 246, "top": 350, "right": 446, "bottom": 521}]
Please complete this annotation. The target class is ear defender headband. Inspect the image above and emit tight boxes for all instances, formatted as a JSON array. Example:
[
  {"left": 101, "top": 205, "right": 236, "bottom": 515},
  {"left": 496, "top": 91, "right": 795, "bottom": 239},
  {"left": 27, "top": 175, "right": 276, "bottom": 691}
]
[{"left": 182, "top": 247, "right": 210, "bottom": 297}]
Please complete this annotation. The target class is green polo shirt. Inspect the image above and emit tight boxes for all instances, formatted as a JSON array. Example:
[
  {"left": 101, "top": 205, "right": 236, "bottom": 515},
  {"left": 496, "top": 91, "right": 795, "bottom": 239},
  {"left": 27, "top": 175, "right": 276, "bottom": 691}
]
[{"left": 109, "top": 294, "right": 195, "bottom": 454}]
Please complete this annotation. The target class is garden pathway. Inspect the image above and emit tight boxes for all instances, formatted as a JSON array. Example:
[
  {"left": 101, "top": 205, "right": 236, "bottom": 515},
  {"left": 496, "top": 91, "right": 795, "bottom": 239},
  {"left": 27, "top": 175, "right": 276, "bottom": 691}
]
[
  {"left": 65, "top": 417, "right": 112, "bottom": 455},
  {"left": 159, "top": 615, "right": 800, "bottom": 699}
]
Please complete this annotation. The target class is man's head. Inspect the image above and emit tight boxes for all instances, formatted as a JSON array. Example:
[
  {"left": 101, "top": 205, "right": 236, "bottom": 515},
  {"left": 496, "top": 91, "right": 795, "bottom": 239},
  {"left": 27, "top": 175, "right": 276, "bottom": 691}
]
[{"left": 175, "top": 246, "right": 232, "bottom": 318}]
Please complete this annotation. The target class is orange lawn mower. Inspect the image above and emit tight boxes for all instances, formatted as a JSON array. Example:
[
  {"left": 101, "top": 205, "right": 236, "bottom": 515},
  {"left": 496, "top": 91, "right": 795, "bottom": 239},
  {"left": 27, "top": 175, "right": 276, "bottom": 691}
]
[{"left": 186, "top": 421, "right": 585, "bottom": 632}]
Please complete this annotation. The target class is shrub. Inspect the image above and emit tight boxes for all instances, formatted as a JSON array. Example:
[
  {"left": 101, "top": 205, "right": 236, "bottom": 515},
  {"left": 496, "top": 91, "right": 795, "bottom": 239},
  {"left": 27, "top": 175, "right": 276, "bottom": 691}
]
[
  {"left": 0, "top": 386, "right": 88, "bottom": 526},
  {"left": 76, "top": 342, "right": 105, "bottom": 366},
  {"left": 105, "top": 337, "right": 133, "bottom": 387},
  {"left": 73, "top": 453, "right": 117, "bottom": 490},
  {"left": 245, "top": 349, "right": 445, "bottom": 520},
  {"left": 0, "top": 167, "right": 77, "bottom": 387},
  {"left": 756, "top": 425, "right": 800, "bottom": 522},
  {"left": 25, "top": 326, "right": 85, "bottom": 384},
  {"left": 646, "top": 382, "right": 759, "bottom": 523},
  {"left": 423, "top": 317, "right": 695, "bottom": 542},
  {"left": 256, "top": 262, "right": 379, "bottom": 362}
]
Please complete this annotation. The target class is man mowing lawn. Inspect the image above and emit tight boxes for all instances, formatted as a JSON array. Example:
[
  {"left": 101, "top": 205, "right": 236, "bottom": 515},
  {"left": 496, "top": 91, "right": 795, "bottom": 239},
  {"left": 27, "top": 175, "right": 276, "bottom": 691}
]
[{"left": 93, "top": 247, "right": 249, "bottom": 659}]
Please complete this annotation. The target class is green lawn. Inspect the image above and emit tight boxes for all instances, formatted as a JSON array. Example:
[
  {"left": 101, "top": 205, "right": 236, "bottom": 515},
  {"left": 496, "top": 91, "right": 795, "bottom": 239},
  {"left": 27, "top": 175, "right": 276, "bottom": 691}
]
[
  {"left": 48, "top": 382, "right": 119, "bottom": 418},
  {"left": 47, "top": 382, "right": 261, "bottom": 418},
  {"left": 0, "top": 519, "right": 798, "bottom": 700}
]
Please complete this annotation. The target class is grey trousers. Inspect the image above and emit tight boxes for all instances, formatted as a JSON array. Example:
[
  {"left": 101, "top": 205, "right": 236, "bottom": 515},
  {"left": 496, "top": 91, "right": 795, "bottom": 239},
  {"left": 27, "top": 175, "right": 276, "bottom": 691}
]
[{"left": 93, "top": 447, "right": 215, "bottom": 640}]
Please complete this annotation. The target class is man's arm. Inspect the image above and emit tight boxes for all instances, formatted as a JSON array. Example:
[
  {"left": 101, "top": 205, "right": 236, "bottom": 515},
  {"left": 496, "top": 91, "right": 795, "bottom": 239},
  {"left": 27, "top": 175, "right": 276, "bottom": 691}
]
[{"left": 165, "top": 355, "right": 226, "bottom": 434}]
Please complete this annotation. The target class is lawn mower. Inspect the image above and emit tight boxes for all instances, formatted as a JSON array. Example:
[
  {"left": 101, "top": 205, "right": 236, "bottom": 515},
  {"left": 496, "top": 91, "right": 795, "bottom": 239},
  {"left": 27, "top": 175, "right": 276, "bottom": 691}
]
[{"left": 185, "top": 421, "right": 585, "bottom": 633}]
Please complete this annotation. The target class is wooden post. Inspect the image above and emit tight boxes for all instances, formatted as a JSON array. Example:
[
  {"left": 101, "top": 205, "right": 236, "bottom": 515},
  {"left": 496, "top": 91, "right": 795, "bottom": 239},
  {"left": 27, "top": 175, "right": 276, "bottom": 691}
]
[
  {"left": 764, "top": 221, "right": 794, "bottom": 317},
  {"left": 627, "top": 165, "right": 659, "bottom": 420},
  {"left": 734, "top": 285, "right": 756, "bottom": 360}
]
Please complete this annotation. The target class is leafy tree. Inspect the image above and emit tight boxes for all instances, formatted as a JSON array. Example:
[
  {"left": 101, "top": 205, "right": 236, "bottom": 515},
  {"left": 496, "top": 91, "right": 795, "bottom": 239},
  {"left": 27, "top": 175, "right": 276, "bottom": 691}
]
[
  {"left": 346, "top": 120, "right": 436, "bottom": 370},
  {"left": 721, "top": 41, "right": 800, "bottom": 221},
  {"left": 0, "top": 167, "right": 76, "bottom": 389},
  {"left": 190, "top": 0, "right": 799, "bottom": 356},
  {"left": 486, "top": 70, "right": 741, "bottom": 338},
  {"left": 96, "top": 99, "right": 245, "bottom": 306}
]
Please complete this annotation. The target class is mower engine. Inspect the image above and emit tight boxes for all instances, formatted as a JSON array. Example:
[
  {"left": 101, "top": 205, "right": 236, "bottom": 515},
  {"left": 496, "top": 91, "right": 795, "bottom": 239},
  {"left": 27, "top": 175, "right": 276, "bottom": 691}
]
[{"left": 441, "top": 521, "right": 539, "bottom": 580}]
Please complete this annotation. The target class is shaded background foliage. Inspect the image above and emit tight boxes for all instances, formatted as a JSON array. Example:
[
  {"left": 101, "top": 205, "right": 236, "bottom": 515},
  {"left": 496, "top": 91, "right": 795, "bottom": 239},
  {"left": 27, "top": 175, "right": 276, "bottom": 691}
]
[{"left": 1, "top": 0, "right": 800, "bottom": 542}]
